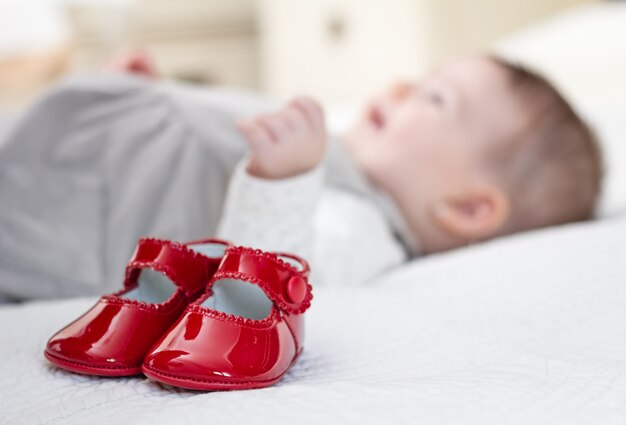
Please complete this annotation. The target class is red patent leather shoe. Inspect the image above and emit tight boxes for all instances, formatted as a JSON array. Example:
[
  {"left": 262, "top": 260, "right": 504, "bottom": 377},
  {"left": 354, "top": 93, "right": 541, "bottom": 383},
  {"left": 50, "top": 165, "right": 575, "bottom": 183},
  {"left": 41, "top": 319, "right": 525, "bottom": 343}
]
[
  {"left": 142, "top": 246, "right": 313, "bottom": 391},
  {"left": 44, "top": 237, "right": 231, "bottom": 376}
]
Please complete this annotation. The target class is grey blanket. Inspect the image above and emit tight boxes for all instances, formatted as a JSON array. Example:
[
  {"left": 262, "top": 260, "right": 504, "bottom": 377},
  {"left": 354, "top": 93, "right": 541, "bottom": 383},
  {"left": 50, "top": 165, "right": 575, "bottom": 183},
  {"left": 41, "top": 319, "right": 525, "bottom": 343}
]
[{"left": 0, "top": 74, "right": 279, "bottom": 299}]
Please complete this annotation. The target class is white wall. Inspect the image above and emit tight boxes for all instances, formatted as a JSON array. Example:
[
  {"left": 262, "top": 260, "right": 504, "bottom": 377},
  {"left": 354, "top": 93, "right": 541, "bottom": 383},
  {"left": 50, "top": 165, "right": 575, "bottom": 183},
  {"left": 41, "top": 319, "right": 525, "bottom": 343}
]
[{"left": 258, "top": 0, "right": 434, "bottom": 105}]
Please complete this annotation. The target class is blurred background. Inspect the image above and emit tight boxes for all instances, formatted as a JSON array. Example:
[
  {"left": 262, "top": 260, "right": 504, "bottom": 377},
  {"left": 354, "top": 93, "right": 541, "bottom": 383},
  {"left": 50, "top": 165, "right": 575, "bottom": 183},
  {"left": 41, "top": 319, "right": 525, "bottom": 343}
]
[
  {"left": 0, "top": 0, "right": 624, "bottom": 211},
  {"left": 0, "top": 0, "right": 620, "bottom": 106}
]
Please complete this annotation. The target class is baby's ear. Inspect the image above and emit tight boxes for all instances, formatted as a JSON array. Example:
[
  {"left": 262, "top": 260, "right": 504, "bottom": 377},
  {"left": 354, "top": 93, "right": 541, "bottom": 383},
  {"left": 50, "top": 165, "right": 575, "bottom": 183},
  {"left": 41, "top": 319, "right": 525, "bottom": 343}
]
[{"left": 431, "top": 185, "right": 510, "bottom": 242}]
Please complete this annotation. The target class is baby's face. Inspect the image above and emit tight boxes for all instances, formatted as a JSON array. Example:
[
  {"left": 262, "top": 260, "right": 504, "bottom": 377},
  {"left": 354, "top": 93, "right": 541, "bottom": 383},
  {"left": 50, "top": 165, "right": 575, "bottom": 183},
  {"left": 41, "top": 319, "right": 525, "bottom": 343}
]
[{"left": 341, "top": 56, "right": 524, "bottom": 232}]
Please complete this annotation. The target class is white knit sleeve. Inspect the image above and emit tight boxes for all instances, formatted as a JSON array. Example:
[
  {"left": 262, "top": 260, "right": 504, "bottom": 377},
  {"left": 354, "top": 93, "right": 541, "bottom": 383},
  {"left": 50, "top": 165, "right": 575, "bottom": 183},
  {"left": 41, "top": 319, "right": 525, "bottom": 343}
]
[{"left": 215, "top": 157, "right": 324, "bottom": 261}]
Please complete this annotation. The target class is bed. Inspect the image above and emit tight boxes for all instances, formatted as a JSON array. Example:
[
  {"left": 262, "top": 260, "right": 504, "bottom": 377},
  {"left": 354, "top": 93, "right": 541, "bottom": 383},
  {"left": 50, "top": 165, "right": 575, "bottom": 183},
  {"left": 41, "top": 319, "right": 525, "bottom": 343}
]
[
  {"left": 2, "top": 215, "right": 626, "bottom": 424},
  {"left": 2, "top": 2, "right": 626, "bottom": 424}
]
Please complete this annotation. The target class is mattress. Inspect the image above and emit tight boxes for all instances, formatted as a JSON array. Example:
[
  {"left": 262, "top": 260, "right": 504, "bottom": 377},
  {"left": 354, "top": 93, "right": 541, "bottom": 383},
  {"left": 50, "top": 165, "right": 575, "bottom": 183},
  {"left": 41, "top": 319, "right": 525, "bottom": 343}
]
[{"left": 2, "top": 214, "right": 626, "bottom": 424}]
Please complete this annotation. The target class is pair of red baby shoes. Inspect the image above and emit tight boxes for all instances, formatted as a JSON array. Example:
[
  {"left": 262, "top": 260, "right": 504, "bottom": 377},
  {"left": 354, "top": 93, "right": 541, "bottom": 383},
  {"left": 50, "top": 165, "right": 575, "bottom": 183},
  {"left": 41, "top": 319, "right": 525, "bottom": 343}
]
[{"left": 44, "top": 238, "right": 313, "bottom": 391}]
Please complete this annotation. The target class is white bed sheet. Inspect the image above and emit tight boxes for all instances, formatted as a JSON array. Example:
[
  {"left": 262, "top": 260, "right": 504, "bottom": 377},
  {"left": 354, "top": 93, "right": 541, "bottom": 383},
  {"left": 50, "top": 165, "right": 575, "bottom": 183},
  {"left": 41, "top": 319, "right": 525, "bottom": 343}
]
[{"left": 2, "top": 215, "right": 625, "bottom": 425}]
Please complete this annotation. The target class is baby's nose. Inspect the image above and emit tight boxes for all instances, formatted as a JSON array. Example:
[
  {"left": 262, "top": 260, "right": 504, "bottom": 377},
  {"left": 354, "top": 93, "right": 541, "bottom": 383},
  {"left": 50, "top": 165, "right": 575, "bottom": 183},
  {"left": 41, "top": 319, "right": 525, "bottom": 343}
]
[{"left": 390, "top": 81, "right": 413, "bottom": 101}]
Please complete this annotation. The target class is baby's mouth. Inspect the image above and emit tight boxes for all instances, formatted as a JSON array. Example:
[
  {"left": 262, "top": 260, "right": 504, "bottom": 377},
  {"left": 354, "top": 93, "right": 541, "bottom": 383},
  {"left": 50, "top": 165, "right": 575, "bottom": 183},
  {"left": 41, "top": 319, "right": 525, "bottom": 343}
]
[{"left": 367, "top": 105, "right": 385, "bottom": 130}]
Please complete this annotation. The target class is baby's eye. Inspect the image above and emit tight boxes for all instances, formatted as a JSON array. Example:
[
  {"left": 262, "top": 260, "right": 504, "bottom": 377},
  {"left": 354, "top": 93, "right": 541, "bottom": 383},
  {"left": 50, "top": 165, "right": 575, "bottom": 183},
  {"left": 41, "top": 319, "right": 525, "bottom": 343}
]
[{"left": 428, "top": 91, "right": 444, "bottom": 107}]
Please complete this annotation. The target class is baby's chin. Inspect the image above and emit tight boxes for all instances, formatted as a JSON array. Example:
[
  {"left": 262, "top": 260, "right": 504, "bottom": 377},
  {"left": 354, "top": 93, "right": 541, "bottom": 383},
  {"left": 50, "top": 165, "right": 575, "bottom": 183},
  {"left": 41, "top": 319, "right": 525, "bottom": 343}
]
[
  {"left": 339, "top": 124, "right": 379, "bottom": 155},
  {"left": 338, "top": 123, "right": 362, "bottom": 148},
  {"left": 340, "top": 141, "right": 390, "bottom": 189}
]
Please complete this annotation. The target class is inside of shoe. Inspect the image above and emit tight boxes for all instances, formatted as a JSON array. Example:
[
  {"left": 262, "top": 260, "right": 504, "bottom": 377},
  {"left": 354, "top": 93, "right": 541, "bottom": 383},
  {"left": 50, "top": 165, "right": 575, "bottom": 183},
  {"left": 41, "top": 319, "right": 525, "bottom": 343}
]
[
  {"left": 122, "top": 241, "right": 228, "bottom": 304},
  {"left": 200, "top": 254, "right": 303, "bottom": 320}
]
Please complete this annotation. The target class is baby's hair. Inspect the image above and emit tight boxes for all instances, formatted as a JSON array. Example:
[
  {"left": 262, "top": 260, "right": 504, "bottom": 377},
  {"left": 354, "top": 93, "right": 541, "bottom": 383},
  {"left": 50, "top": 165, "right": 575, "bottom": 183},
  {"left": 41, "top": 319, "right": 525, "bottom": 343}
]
[{"left": 488, "top": 55, "right": 603, "bottom": 234}]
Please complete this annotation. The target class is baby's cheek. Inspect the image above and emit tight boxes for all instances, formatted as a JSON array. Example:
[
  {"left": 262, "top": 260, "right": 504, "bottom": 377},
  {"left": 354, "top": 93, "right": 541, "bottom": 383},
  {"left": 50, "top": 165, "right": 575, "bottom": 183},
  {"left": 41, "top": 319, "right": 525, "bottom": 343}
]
[
  {"left": 370, "top": 144, "right": 417, "bottom": 188},
  {"left": 389, "top": 109, "right": 433, "bottom": 146},
  {"left": 385, "top": 126, "right": 428, "bottom": 164}
]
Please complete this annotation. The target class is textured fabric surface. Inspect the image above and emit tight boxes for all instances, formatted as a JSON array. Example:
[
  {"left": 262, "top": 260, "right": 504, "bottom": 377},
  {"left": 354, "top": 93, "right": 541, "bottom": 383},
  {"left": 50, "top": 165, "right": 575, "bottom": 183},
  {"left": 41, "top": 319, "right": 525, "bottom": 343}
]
[{"left": 2, "top": 215, "right": 625, "bottom": 424}]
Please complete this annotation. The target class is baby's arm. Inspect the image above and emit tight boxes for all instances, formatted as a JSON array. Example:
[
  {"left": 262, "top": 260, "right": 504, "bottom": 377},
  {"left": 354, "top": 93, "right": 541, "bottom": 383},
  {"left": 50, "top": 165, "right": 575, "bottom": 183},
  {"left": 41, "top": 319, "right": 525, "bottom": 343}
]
[{"left": 215, "top": 97, "right": 327, "bottom": 261}]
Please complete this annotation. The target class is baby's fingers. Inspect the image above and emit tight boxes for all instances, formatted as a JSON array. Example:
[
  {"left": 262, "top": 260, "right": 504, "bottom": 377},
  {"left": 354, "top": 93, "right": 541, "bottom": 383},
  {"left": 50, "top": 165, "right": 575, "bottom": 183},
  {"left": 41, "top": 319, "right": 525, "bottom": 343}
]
[
  {"left": 257, "top": 113, "right": 290, "bottom": 143},
  {"left": 236, "top": 119, "right": 273, "bottom": 150},
  {"left": 282, "top": 104, "right": 309, "bottom": 133},
  {"left": 291, "top": 96, "right": 325, "bottom": 132}
]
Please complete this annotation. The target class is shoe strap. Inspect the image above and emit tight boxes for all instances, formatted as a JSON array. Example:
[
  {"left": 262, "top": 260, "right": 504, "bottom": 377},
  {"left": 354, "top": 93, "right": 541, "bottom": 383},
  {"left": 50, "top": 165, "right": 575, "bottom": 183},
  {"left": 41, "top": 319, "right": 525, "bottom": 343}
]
[
  {"left": 124, "top": 238, "right": 218, "bottom": 298},
  {"left": 211, "top": 246, "right": 313, "bottom": 315}
]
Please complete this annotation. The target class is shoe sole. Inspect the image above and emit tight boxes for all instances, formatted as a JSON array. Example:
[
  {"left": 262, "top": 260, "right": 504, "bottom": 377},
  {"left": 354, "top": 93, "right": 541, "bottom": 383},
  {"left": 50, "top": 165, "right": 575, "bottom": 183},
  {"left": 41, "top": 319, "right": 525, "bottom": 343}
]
[
  {"left": 141, "top": 352, "right": 300, "bottom": 391},
  {"left": 141, "top": 364, "right": 284, "bottom": 391},
  {"left": 44, "top": 350, "right": 142, "bottom": 377}
]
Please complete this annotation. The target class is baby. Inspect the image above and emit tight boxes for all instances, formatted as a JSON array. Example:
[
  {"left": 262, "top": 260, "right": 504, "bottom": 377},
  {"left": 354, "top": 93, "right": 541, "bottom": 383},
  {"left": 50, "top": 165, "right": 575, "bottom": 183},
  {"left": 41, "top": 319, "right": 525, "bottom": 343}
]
[
  {"left": 216, "top": 55, "right": 602, "bottom": 284},
  {"left": 0, "top": 53, "right": 603, "bottom": 298}
]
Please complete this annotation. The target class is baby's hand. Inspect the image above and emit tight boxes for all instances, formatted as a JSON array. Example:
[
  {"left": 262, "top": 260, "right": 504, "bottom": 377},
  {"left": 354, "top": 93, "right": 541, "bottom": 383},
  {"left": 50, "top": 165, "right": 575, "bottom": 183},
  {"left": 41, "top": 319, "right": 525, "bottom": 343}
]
[
  {"left": 236, "top": 96, "right": 327, "bottom": 179},
  {"left": 103, "top": 51, "right": 158, "bottom": 78}
]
